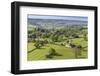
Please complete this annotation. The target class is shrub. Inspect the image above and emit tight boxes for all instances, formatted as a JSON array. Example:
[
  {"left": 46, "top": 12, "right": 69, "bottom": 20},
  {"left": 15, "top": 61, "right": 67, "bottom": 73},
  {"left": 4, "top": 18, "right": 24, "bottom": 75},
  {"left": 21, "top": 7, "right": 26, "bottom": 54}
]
[{"left": 34, "top": 40, "right": 42, "bottom": 49}]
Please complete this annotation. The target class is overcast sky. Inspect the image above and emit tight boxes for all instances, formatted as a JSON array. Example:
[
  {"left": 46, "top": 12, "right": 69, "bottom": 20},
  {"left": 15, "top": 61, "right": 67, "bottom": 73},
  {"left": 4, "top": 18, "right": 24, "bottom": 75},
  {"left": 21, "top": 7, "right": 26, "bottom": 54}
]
[{"left": 28, "top": 15, "right": 88, "bottom": 21}]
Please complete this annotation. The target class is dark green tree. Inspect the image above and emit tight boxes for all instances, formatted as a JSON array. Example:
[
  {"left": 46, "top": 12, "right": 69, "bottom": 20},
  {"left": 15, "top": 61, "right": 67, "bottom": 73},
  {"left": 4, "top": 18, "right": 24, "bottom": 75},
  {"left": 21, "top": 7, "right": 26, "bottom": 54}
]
[{"left": 34, "top": 40, "right": 42, "bottom": 49}]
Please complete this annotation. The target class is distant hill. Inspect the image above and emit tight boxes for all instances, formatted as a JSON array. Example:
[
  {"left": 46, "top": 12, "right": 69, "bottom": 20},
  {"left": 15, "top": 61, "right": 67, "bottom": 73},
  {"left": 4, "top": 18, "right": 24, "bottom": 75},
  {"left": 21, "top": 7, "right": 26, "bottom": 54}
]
[{"left": 28, "top": 19, "right": 87, "bottom": 29}]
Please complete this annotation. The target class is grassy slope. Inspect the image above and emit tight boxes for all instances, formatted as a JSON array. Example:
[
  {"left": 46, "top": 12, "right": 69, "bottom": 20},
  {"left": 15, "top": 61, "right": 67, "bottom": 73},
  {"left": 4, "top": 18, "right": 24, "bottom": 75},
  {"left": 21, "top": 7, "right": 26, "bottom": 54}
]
[
  {"left": 28, "top": 37, "right": 87, "bottom": 61},
  {"left": 72, "top": 38, "right": 88, "bottom": 58},
  {"left": 28, "top": 43, "right": 75, "bottom": 61}
]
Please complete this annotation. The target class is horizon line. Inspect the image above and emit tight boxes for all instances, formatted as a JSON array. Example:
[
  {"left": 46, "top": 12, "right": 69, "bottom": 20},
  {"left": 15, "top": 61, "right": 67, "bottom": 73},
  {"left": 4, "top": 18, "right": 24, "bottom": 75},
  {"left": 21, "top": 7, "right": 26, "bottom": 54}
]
[{"left": 28, "top": 15, "right": 88, "bottom": 22}]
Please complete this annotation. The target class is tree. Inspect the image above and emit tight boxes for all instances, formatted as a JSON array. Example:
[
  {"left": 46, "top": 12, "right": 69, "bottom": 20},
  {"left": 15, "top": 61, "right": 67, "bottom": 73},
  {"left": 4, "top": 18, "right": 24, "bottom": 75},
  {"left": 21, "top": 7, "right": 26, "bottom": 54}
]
[
  {"left": 72, "top": 34, "right": 79, "bottom": 38},
  {"left": 84, "top": 34, "right": 88, "bottom": 41},
  {"left": 74, "top": 45, "right": 82, "bottom": 58},
  {"left": 49, "top": 48, "right": 56, "bottom": 55},
  {"left": 44, "top": 39, "right": 48, "bottom": 44},
  {"left": 34, "top": 40, "right": 42, "bottom": 49},
  {"left": 45, "top": 48, "right": 56, "bottom": 59},
  {"left": 54, "top": 34, "right": 59, "bottom": 42},
  {"left": 51, "top": 33, "right": 59, "bottom": 42},
  {"left": 77, "top": 45, "right": 82, "bottom": 56},
  {"left": 40, "top": 40, "right": 45, "bottom": 46}
]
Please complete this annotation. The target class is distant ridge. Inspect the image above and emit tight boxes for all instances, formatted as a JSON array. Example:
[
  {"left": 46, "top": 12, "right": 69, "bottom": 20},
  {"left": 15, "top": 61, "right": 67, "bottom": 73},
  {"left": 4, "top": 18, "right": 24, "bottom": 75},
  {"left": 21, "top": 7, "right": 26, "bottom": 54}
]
[{"left": 28, "top": 19, "right": 87, "bottom": 29}]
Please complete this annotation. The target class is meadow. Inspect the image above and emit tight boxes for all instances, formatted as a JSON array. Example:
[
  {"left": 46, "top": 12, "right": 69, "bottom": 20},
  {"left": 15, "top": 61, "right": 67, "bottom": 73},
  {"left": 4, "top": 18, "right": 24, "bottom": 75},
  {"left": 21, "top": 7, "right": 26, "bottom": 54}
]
[{"left": 27, "top": 24, "right": 88, "bottom": 61}]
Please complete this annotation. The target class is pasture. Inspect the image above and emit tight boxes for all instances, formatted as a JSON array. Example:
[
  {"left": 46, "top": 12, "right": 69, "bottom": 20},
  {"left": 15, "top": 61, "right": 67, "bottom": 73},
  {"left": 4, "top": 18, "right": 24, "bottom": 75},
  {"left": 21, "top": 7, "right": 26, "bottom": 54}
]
[
  {"left": 27, "top": 15, "right": 88, "bottom": 61},
  {"left": 28, "top": 37, "right": 88, "bottom": 61}
]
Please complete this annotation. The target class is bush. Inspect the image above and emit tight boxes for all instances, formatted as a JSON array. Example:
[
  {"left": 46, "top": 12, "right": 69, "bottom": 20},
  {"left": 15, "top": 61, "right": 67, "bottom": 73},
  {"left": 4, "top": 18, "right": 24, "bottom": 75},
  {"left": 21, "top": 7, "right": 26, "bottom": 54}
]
[
  {"left": 72, "top": 34, "right": 79, "bottom": 38},
  {"left": 44, "top": 39, "right": 48, "bottom": 44},
  {"left": 70, "top": 43, "right": 76, "bottom": 48},
  {"left": 40, "top": 40, "right": 44, "bottom": 46},
  {"left": 34, "top": 40, "right": 42, "bottom": 49}
]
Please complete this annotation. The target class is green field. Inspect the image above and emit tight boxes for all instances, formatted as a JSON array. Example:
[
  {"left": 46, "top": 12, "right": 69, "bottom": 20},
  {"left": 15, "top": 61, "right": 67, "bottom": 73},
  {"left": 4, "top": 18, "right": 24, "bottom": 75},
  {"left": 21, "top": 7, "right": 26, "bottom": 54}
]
[
  {"left": 28, "top": 37, "right": 88, "bottom": 61},
  {"left": 27, "top": 15, "right": 88, "bottom": 61}
]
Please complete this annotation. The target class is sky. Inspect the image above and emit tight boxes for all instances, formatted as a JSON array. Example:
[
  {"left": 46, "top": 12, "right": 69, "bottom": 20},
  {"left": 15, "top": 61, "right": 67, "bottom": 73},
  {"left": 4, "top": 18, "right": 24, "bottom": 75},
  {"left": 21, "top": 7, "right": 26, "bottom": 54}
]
[{"left": 28, "top": 14, "right": 88, "bottom": 21}]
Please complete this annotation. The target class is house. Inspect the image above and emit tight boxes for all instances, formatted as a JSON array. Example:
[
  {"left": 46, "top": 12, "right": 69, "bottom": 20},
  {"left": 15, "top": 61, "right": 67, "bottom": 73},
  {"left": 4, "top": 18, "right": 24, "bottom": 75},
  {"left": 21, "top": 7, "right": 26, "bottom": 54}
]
[{"left": 65, "top": 44, "right": 71, "bottom": 48}]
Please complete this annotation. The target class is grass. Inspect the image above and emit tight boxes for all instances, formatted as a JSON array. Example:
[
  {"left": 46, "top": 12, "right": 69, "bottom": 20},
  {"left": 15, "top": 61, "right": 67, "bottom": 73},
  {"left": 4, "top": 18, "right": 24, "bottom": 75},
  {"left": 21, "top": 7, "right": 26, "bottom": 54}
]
[
  {"left": 28, "top": 43, "right": 75, "bottom": 61},
  {"left": 27, "top": 37, "right": 88, "bottom": 61}
]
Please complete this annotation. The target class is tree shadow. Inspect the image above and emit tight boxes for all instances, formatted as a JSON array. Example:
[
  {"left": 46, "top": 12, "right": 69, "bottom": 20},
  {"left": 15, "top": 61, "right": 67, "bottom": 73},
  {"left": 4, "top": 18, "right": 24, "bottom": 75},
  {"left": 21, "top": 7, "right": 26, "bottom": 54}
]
[
  {"left": 45, "top": 53, "right": 63, "bottom": 59},
  {"left": 38, "top": 48, "right": 45, "bottom": 49},
  {"left": 28, "top": 48, "right": 37, "bottom": 53},
  {"left": 28, "top": 47, "right": 45, "bottom": 53}
]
